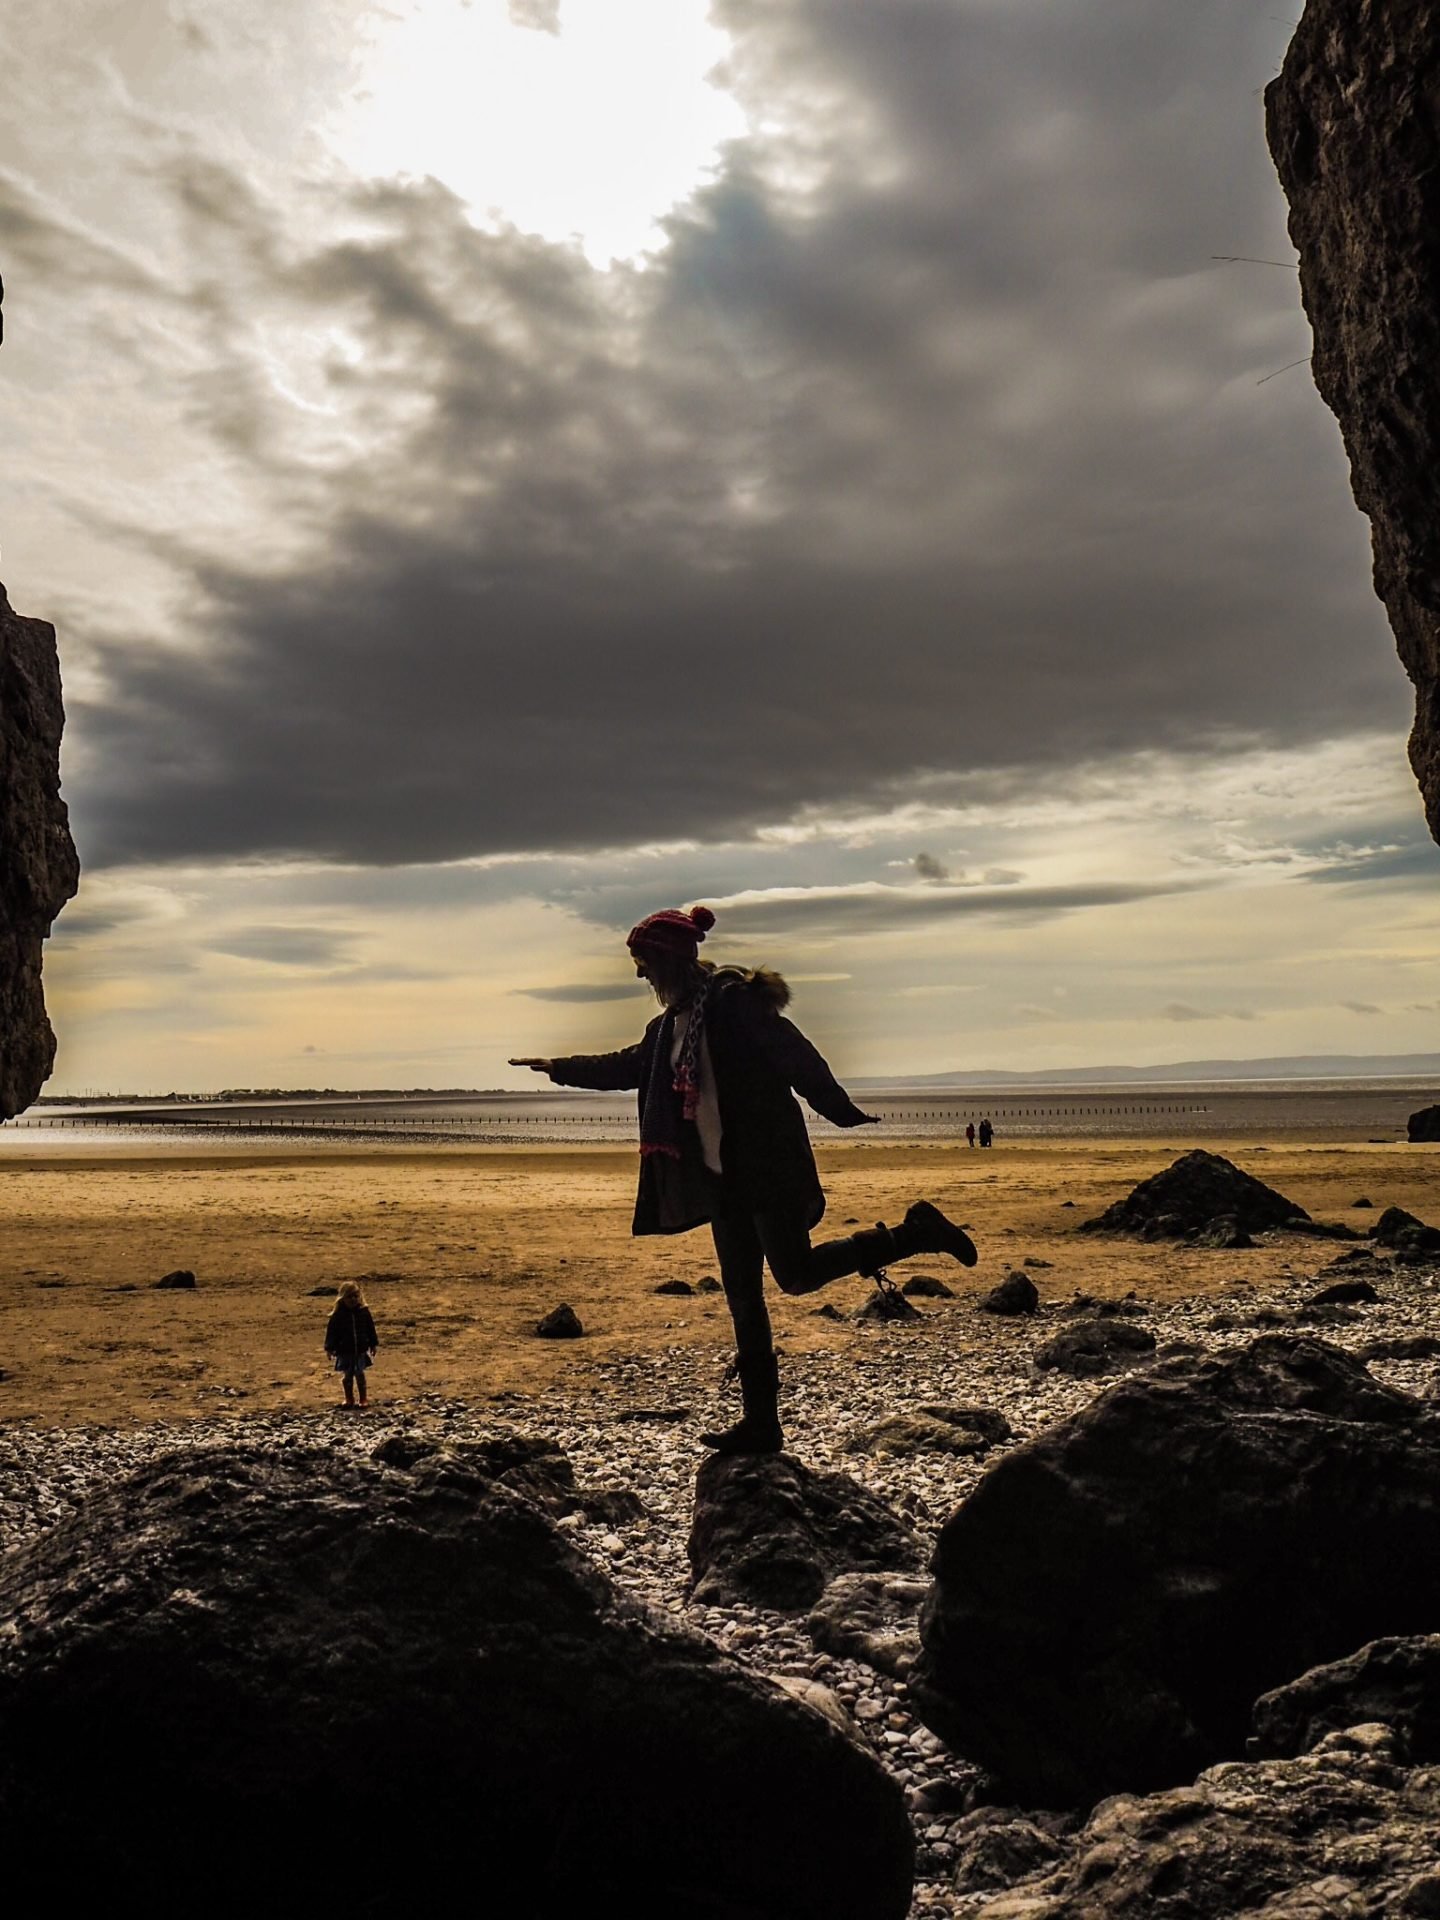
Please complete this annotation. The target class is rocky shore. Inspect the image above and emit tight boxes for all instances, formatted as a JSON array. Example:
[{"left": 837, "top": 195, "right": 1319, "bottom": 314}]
[{"left": 4, "top": 1199, "right": 1439, "bottom": 1916}]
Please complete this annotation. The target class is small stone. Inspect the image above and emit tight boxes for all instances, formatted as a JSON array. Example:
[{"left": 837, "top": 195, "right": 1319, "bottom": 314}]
[
  {"left": 856, "top": 1287, "right": 923, "bottom": 1323},
  {"left": 1310, "top": 1279, "right": 1381, "bottom": 1306},
  {"left": 154, "top": 1270, "right": 197, "bottom": 1290},
  {"left": 978, "top": 1272, "right": 1039, "bottom": 1316},
  {"left": 901, "top": 1275, "right": 955, "bottom": 1299},
  {"left": 653, "top": 1279, "right": 695, "bottom": 1296},
  {"left": 697, "top": 1276, "right": 722, "bottom": 1293},
  {"left": 535, "top": 1304, "right": 583, "bottom": 1339}
]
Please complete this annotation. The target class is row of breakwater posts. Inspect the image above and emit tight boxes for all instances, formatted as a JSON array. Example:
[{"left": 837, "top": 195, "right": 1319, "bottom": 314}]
[{"left": 3, "top": 1102, "right": 1211, "bottom": 1138}]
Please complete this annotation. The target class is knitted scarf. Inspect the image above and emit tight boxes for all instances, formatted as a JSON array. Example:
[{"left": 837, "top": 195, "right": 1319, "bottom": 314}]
[{"left": 639, "top": 981, "right": 711, "bottom": 1160}]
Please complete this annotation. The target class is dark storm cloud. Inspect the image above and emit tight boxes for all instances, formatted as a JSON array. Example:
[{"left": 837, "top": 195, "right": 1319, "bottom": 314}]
[{"left": 66, "top": 0, "right": 1411, "bottom": 873}]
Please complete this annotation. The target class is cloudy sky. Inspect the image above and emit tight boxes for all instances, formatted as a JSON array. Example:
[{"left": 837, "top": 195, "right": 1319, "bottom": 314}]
[{"left": 3, "top": 0, "right": 1436, "bottom": 1092}]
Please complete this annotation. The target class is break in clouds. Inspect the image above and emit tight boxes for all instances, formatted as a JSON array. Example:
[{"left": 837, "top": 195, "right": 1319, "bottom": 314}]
[{"left": 1, "top": 0, "right": 1412, "bottom": 886}]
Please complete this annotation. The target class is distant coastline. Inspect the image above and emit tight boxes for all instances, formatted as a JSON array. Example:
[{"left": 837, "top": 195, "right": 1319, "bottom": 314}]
[{"left": 36, "top": 1051, "right": 1440, "bottom": 1105}]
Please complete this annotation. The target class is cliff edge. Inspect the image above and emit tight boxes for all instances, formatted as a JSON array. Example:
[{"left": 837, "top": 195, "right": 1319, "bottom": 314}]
[
  {"left": 0, "top": 581, "right": 79, "bottom": 1116},
  {"left": 1266, "top": 3, "right": 1440, "bottom": 843}
]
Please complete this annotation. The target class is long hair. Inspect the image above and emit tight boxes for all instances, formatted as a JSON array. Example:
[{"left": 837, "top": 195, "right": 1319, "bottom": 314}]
[
  {"left": 337, "top": 1281, "right": 367, "bottom": 1309},
  {"left": 643, "top": 953, "right": 713, "bottom": 1009}
]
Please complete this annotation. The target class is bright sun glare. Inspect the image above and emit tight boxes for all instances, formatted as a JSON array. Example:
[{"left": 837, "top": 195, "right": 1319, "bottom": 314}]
[{"left": 331, "top": 0, "right": 747, "bottom": 266}]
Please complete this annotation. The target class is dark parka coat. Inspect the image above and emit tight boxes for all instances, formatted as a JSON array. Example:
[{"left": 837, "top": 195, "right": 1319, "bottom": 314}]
[
  {"left": 547, "top": 967, "right": 870, "bottom": 1236},
  {"left": 324, "top": 1302, "right": 379, "bottom": 1365}
]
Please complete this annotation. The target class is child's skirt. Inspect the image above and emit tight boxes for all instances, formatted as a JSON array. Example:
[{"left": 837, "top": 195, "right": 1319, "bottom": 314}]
[{"left": 332, "top": 1352, "right": 371, "bottom": 1373}]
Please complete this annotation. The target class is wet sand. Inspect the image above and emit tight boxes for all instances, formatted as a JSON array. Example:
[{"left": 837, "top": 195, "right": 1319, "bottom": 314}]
[{"left": 1, "top": 1137, "right": 1436, "bottom": 1427}]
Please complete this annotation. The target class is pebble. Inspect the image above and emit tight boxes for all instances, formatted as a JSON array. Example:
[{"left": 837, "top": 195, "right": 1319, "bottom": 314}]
[{"left": 1, "top": 1258, "right": 1437, "bottom": 1916}]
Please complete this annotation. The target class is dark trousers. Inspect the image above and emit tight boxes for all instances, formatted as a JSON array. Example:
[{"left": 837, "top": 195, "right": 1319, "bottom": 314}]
[{"left": 709, "top": 1202, "right": 874, "bottom": 1362}]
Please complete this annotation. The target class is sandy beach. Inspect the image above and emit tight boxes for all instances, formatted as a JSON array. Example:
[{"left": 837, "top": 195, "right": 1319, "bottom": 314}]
[{"left": 2, "top": 1134, "right": 1436, "bottom": 1428}]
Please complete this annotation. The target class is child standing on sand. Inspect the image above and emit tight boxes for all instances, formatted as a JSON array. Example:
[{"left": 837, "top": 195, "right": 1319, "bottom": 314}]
[{"left": 325, "top": 1281, "right": 379, "bottom": 1409}]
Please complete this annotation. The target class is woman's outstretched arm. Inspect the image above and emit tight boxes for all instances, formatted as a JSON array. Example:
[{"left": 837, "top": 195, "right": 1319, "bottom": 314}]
[{"left": 510, "top": 1044, "right": 647, "bottom": 1091}]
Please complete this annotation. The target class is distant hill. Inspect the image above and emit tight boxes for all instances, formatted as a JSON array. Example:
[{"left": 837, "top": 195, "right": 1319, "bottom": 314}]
[{"left": 852, "top": 1053, "right": 1440, "bottom": 1090}]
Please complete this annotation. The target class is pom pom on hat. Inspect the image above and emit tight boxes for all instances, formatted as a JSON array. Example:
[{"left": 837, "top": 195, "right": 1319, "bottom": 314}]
[{"left": 627, "top": 905, "right": 716, "bottom": 955}]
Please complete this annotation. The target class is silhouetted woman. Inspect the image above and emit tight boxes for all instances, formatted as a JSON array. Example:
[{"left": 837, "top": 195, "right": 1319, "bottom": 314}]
[{"left": 512, "top": 905, "right": 977, "bottom": 1454}]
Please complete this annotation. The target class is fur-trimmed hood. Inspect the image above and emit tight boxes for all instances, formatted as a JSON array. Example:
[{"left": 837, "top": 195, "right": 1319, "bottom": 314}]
[{"left": 709, "top": 964, "right": 790, "bottom": 1011}]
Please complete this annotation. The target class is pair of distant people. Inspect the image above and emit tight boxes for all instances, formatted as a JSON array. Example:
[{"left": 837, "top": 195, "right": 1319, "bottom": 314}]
[
  {"left": 511, "top": 906, "right": 980, "bottom": 1455},
  {"left": 965, "top": 1118, "right": 995, "bottom": 1149}
]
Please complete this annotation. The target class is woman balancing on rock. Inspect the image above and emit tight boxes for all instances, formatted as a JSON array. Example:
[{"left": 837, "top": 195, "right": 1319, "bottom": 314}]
[{"left": 510, "top": 905, "right": 978, "bottom": 1454}]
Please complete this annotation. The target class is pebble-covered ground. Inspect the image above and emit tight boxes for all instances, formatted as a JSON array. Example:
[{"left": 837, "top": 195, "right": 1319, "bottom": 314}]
[{"left": 3, "top": 1251, "right": 1438, "bottom": 1918}]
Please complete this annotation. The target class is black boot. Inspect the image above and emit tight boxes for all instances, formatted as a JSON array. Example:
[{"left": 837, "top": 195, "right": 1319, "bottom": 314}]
[
  {"left": 889, "top": 1199, "right": 978, "bottom": 1267},
  {"left": 700, "top": 1350, "right": 783, "bottom": 1454}
]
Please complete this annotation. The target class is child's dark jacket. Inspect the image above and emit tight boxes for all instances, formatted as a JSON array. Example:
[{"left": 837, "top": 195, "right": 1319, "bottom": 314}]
[
  {"left": 325, "top": 1303, "right": 379, "bottom": 1362},
  {"left": 547, "top": 967, "right": 869, "bottom": 1235}
]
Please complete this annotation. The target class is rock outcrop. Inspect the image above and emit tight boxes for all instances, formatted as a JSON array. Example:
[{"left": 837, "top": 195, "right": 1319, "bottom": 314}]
[
  {"left": 910, "top": 1336, "right": 1440, "bottom": 1808},
  {"left": 1410, "top": 1105, "right": 1440, "bottom": 1142},
  {"left": 961, "top": 1724, "right": 1440, "bottom": 1918},
  {"left": 0, "top": 582, "right": 78, "bottom": 1116},
  {"left": 1080, "top": 1148, "right": 1308, "bottom": 1238},
  {"left": 0, "top": 1441, "right": 915, "bottom": 1917},
  {"left": 1267, "top": 6, "right": 1440, "bottom": 843}
]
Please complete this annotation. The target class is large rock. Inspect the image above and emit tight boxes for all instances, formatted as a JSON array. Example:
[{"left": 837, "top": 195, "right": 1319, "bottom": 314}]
[
  {"left": 0, "top": 581, "right": 78, "bottom": 1116},
  {"left": 0, "top": 1442, "right": 915, "bottom": 1917},
  {"left": 688, "top": 1451, "right": 922, "bottom": 1611},
  {"left": 1252, "top": 1634, "right": 1440, "bottom": 1765},
  {"left": 1080, "top": 1149, "right": 1308, "bottom": 1238},
  {"left": 910, "top": 1337, "right": 1440, "bottom": 1808},
  {"left": 964, "top": 1724, "right": 1440, "bottom": 1918},
  {"left": 1409, "top": 1105, "right": 1440, "bottom": 1143},
  {"left": 1267, "top": 6, "right": 1440, "bottom": 844}
]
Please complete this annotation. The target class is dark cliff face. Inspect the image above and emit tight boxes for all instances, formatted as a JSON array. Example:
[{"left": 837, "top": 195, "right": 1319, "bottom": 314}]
[
  {"left": 0, "top": 582, "right": 80, "bottom": 1116},
  {"left": 1266, "top": 4, "right": 1440, "bottom": 845}
]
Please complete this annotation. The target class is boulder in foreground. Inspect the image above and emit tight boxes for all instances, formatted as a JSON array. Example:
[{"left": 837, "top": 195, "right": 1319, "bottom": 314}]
[
  {"left": 1409, "top": 1105, "right": 1440, "bottom": 1143},
  {"left": 911, "top": 1336, "right": 1440, "bottom": 1808},
  {"left": 0, "top": 1443, "right": 914, "bottom": 1918},
  {"left": 1080, "top": 1148, "right": 1308, "bottom": 1238}
]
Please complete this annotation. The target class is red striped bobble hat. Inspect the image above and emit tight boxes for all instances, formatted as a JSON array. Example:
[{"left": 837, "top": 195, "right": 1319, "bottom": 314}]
[{"left": 626, "top": 905, "right": 716, "bottom": 957}]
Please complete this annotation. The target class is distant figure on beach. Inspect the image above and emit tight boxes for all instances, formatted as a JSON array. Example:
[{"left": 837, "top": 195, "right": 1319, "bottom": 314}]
[
  {"left": 966, "top": 1121, "right": 976, "bottom": 1148},
  {"left": 325, "top": 1280, "right": 378, "bottom": 1410},
  {"left": 979, "top": 1117, "right": 994, "bottom": 1148},
  {"left": 510, "top": 905, "right": 979, "bottom": 1454}
]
